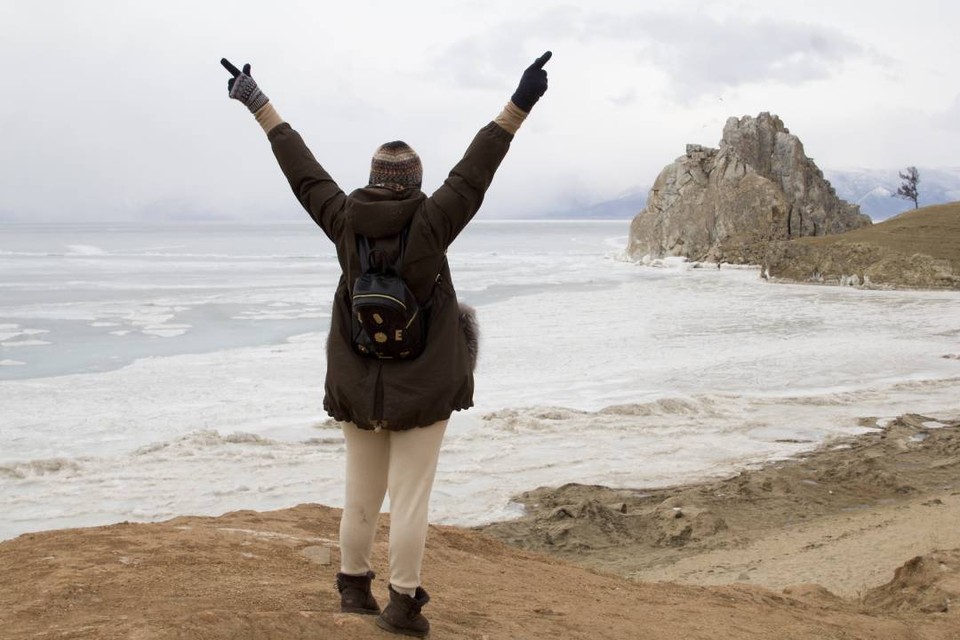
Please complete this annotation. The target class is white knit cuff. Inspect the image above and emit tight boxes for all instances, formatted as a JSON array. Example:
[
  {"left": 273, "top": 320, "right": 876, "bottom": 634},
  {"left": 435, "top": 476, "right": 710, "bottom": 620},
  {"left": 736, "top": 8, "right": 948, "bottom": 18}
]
[
  {"left": 254, "top": 103, "right": 284, "bottom": 134},
  {"left": 494, "top": 101, "right": 528, "bottom": 135}
]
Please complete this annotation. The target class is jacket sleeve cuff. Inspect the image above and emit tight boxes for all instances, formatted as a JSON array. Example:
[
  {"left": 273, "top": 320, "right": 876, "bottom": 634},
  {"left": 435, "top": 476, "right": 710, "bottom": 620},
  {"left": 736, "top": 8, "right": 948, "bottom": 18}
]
[
  {"left": 493, "top": 101, "right": 528, "bottom": 135},
  {"left": 254, "top": 103, "right": 285, "bottom": 134}
]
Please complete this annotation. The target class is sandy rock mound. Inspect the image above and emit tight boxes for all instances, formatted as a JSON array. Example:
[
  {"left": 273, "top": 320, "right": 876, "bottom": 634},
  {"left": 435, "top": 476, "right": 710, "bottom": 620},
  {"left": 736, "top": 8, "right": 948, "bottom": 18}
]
[
  {"left": 481, "top": 413, "right": 960, "bottom": 591},
  {"left": 865, "top": 551, "right": 960, "bottom": 616}
]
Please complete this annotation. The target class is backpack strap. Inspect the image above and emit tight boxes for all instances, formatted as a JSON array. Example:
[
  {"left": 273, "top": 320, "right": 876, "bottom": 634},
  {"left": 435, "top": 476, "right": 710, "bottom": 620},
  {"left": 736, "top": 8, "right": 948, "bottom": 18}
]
[
  {"left": 357, "top": 234, "right": 374, "bottom": 272},
  {"left": 356, "top": 224, "right": 411, "bottom": 273},
  {"left": 393, "top": 225, "right": 410, "bottom": 270}
]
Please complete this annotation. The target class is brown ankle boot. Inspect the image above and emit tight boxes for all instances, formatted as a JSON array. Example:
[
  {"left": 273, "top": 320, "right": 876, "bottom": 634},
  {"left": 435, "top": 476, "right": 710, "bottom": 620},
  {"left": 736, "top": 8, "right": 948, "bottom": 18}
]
[
  {"left": 335, "top": 571, "right": 380, "bottom": 614},
  {"left": 376, "top": 585, "right": 431, "bottom": 637}
]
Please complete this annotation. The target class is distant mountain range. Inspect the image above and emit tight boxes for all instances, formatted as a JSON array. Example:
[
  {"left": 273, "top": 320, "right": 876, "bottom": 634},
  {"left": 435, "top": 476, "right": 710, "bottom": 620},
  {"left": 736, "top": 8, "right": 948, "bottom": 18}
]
[
  {"left": 822, "top": 168, "right": 960, "bottom": 221},
  {"left": 552, "top": 167, "right": 960, "bottom": 222},
  {"left": 548, "top": 187, "right": 648, "bottom": 220}
]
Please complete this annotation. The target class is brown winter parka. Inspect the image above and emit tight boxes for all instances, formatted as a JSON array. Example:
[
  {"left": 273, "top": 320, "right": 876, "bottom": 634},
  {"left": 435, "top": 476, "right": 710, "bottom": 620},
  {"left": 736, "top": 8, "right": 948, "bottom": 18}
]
[{"left": 267, "top": 121, "right": 514, "bottom": 430}]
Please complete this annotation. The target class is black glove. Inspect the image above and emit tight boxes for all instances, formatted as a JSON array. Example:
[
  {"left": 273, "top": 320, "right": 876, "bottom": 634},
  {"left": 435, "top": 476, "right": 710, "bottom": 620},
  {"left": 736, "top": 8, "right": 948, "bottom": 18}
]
[
  {"left": 221, "top": 58, "right": 269, "bottom": 113},
  {"left": 510, "top": 51, "right": 552, "bottom": 112}
]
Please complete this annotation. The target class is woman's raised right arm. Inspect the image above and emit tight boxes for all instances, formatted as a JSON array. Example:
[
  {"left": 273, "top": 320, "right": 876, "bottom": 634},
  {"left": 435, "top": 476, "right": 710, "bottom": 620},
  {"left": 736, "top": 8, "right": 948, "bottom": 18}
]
[{"left": 222, "top": 58, "right": 346, "bottom": 242}]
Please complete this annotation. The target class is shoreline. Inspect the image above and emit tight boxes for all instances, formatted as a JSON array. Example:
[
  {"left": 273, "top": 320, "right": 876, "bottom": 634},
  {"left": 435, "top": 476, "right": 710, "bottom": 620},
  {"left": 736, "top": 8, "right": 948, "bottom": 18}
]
[
  {"left": 480, "top": 412, "right": 960, "bottom": 598},
  {"left": 3, "top": 394, "right": 960, "bottom": 543}
]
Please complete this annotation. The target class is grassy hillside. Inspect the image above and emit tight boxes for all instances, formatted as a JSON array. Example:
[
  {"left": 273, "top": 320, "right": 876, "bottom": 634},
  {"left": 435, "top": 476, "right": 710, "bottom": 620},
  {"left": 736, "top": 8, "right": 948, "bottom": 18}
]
[
  {"left": 764, "top": 202, "right": 960, "bottom": 289},
  {"left": 800, "top": 202, "right": 960, "bottom": 263}
]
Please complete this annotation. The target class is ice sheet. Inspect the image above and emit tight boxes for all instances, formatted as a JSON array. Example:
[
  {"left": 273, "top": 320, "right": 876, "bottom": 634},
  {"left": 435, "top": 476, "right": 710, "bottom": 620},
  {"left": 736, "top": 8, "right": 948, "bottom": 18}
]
[{"left": 1, "top": 221, "right": 959, "bottom": 540}]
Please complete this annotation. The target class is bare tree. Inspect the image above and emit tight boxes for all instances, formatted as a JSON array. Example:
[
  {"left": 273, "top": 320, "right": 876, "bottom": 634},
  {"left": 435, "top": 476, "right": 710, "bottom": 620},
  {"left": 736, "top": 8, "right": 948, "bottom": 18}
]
[{"left": 892, "top": 166, "right": 920, "bottom": 209}]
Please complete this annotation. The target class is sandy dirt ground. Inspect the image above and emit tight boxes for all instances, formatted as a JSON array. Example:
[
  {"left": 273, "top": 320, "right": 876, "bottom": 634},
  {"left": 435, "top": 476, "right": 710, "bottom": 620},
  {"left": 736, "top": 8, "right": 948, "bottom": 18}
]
[
  {"left": 2, "top": 413, "right": 959, "bottom": 639},
  {"left": 482, "top": 413, "right": 960, "bottom": 597}
]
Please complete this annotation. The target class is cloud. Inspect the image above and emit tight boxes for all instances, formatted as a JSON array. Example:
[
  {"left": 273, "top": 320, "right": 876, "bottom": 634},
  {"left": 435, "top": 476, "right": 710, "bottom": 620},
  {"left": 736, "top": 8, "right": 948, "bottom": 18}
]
[
  {"left": 437, "top": 8, "right": 869, "bottom": 102},
  {"left": 937, "top": 93, "right": 960, "bottom": 131},
  {"left": 609, "top": 89, "right": 638, "bottom": 107},
  {"left": 590, "top": 13, "right": 867, "bottom": 101},
  {"left": 434, "top": 6, "right": 580, "bottom": 90}
]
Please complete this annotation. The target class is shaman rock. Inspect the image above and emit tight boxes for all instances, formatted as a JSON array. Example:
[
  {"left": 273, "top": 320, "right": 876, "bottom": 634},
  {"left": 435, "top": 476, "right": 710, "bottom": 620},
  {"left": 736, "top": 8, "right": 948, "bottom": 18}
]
[{"left": 627, "top": 113, "right": 871, "bottom": 264}]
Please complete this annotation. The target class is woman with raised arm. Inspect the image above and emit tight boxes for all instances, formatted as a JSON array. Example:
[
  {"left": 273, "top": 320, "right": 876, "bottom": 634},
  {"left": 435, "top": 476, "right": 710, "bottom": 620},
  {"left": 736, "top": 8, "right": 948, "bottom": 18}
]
[{"left": 221, "top": 51, "right": 550, "bottom": 637}]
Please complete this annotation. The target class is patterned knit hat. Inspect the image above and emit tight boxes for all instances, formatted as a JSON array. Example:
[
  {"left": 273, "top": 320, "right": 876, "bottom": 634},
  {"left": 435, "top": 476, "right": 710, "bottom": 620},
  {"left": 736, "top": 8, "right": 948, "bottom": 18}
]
[{"left": 369, "top": 141, "right": 423, "bottom": 189}]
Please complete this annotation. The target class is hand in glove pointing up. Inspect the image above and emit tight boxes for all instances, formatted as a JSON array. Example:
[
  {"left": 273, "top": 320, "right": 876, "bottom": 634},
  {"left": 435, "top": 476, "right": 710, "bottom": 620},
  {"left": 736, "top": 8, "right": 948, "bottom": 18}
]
[
  {"left": 511, "top": 51, "right": 552, "bottom": 112},
  {"left": 221, "top": 58, "right": 269, "bottom": 114}
]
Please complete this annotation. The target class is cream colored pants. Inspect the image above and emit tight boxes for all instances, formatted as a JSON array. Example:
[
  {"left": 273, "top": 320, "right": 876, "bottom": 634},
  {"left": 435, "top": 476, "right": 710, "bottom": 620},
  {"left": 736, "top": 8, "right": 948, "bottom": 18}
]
[{"left": 339, "top": 420, "right": 447, "bottom": 595}]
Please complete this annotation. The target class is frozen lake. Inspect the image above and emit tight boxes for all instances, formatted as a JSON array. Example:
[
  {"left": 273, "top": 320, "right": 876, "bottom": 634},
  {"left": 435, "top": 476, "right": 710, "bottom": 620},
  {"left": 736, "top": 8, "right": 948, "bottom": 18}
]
[{"left": 2, "top": 221, "right": 959, "bottom": 540}]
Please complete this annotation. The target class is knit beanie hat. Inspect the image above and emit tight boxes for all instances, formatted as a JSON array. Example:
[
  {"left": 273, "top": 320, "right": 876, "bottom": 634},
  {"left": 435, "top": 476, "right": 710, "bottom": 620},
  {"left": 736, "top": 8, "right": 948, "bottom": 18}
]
[{"left": 368, "top": 141, "right": 423, "bottom": 189}]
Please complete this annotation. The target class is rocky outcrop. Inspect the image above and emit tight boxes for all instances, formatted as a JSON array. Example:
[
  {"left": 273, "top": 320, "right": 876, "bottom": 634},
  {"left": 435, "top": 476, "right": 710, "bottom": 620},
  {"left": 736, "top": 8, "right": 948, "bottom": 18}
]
[{"left": 628, "top": 113, "right": 871, "bottom": 264}]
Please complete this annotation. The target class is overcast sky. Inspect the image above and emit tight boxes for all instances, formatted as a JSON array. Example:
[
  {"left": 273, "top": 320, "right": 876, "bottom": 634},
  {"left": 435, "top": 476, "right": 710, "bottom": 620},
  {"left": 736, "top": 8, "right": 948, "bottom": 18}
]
[{"left": 2, "top": 0, "right": 959, "bottom": 222}]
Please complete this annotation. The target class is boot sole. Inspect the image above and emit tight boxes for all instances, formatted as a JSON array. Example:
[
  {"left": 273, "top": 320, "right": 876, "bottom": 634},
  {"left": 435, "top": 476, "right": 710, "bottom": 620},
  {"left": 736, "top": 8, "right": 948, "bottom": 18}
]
[{"left": 376, "top": 616, "right": 429, "bottom": 638}]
